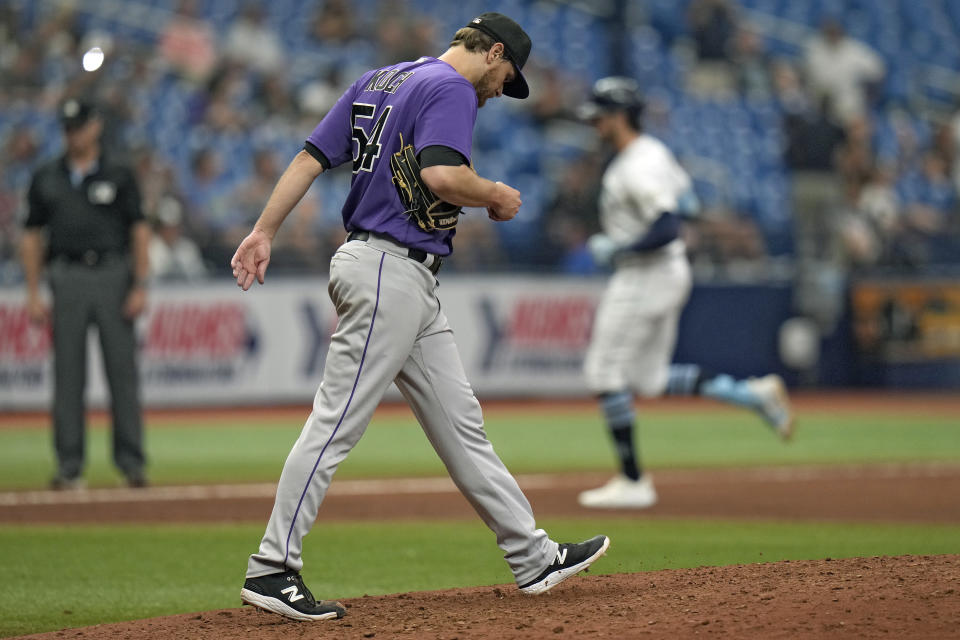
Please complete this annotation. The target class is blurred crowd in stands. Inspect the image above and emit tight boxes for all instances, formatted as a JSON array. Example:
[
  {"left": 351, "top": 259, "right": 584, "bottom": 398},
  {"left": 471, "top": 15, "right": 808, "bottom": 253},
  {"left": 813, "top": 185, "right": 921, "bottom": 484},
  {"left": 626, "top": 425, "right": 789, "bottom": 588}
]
[{"left": 1, "top": 0, "right": 958, "bottom": 287}]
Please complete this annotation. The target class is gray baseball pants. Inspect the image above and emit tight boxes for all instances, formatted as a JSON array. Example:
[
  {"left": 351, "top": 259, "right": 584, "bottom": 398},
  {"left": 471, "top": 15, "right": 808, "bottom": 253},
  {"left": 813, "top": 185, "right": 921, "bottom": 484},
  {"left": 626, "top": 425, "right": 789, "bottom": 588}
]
[
  {"left": 48, "top": 256, "right": 144, "bottom": 479},
  {"left": 247, "top": 235, "right": 557, "bottom": 586}
]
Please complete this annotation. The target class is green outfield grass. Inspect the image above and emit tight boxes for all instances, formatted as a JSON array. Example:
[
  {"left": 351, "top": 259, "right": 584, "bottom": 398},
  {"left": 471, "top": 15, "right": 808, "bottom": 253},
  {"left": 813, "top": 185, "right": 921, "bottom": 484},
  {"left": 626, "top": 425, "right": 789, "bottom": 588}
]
[
  {"left": 1, "top": 406, "right": 958, "bottom": 637},
  {"left": 0, "top": 407, "right": 958, "bottom": 489},
  {"left": 2, "top": 517, "right": 958, "bottom": 637}
]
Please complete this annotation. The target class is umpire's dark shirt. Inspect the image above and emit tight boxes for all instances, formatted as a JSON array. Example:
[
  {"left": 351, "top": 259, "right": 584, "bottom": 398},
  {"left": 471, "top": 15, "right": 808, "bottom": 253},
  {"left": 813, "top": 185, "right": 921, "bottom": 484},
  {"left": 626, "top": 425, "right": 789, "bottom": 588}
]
[{"left": 25, "top": 154, "right": 143, "bottom": 261}]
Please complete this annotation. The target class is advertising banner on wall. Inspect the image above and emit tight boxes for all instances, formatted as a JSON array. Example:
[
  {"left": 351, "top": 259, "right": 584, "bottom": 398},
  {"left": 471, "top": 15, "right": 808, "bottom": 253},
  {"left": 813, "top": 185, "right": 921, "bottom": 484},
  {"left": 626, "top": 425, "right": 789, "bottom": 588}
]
[
  {"left": 1, "top": 275, "right": 804, "bottom": 409},
  {"left": 0, "top": 276, "right": 606, "bottom": 410},
  {"left": 434, "top": 277, "right": 601, "bottom": 396},
  {"left": 0, "top": 279, "right": 334, "bottom": 410},
  {"left": 851, "top": 279, "right": 960, "bottom": 362}
]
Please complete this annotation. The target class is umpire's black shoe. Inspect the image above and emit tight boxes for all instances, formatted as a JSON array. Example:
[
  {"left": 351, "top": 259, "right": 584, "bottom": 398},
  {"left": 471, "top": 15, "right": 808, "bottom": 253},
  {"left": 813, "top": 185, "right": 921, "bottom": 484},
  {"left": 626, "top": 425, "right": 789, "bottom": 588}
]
[
  {"left": 124, "top": 472, "right": 148, "bottom": 488},
  {"left": 50, "top": 475, "right": 86, "bottom": 491},
  {"left": 519, "top": 535, "right": 611, "bottom": 594},
  {"left": 241, "top": 570, "right": 345, "bottom": 621}
]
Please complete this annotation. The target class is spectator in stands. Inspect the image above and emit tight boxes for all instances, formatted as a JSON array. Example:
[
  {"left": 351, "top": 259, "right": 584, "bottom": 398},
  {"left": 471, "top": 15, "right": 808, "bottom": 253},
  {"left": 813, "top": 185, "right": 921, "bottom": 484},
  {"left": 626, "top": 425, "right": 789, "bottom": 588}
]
[
  {"left": 888, "top": 153, "right": 957, "bottom": 268},
  {"left": 374, "top": 11, "right": 437, "bottom": 66},
  {"left": 527, "top": 65, "right": 581, "bottom": 126},
  {"left": 931, "top": 121, "right": 956, "bottom": 174},
  {"left": 24, "top": 4, "right": 85, "bottom": 100},
  {"left": 729, "top": 26, "right": 774, "bottom": 99},
  {"left": 183, "top": 149, "right": 225, "bottom": 211},
  {"left": 835, "top": 115, "right": 876, "bottom": 197},
  {"left": 251, "top": 73, "right": 304, "bottom": 130},
  {"left": 688, "top": 0, "right": 738, "bottom": 57},
  {"left": 158, "top": 0, "right": 218, "bottom": 85},
  {"left": 2, "top": 128, "right": 39, "bottom": 195},
  {"left": 888, "top": 108, "right": 925, "bottom": 177},
  {"left": 84, "top": 81, "right": 137, "bottom": 157},
  {"left": 0, "top": 129, "right": 40, "bottom": 276},
  {"left": 858, "top": 164, "right": 901, "bottom": 239},
  {"left": 0, "top": 3, "right": 19, "bottom": 63},
  {"left": 298, "top": 66, "right": 345, "bottom": 121},
  {"left": 252, "top": 73, "right": 300, "bottom": 125},
  {"left": 898, "top": 151, "right": 956, "bottom": 251},
  {"left": 0, "top": 133, "right": 29, "bottom": 274},
  {"left": 409, "top": 17, "right": 440, "bottom": 59},
  {"left": 803, "top": 17, "right": 885, "bottom": 125},
  {"left": 149, "top": 194, "right": 207, "bottom": 281},
  {"left": 837, "top": 164, "right": 900, "bottom": 267},
  {"left": 224, "top": 3, "right": 285, "bottom": 75},
  {"left": 132, "top": 149, "right": 164, "bottom": 221},
  {"left": 2, "top": 23, "right": 45, "bottom": 101},
  {"left": 226, "top": 149, "right": 320, "bottom": 270},
  {"left": 442, "top": 215, "right": 508, "bottom": 272},
  {"left": 683, "top": 205, "right": 767, "bottom": 268},
  {"left": 780, "top": 73, "right": 849, "bottom": 327},
  {"left": 948, "top": 103, "right": 960, "bottom": 194},
  {"left": 196, "top": 62, "right": 251, "bottom": 134},
  {"left": 182, "top": 148, "right": 233, "bottom": 264},
  {"left": 782, "top": 90, "right": 846, "bottom": 253},
  {"left": 309, "top": 0, "right": 359, "bottom": 46},
  {"left": 541, "top": 153, "right": 603, "bottom": 272},
  {"left": 771, "top": 58, "right": 809, "bottom": 113},
  {"left": 685, "top": 0, "right": 740, "bottom": 97}
]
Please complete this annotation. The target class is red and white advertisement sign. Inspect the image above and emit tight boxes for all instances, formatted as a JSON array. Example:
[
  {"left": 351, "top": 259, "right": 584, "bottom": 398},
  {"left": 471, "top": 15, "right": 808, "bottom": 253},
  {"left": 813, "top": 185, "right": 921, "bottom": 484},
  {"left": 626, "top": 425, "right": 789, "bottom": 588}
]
[{"left": 0, "top": 276, "right": 605, "bottom": 410}]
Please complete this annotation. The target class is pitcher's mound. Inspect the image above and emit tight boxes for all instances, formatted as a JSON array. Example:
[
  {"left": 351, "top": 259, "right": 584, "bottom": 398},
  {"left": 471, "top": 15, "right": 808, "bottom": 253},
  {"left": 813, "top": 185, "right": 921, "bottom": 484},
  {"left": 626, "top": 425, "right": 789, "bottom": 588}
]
[{"left": 17, "top": 554, "right": 959, "bottom": 639}]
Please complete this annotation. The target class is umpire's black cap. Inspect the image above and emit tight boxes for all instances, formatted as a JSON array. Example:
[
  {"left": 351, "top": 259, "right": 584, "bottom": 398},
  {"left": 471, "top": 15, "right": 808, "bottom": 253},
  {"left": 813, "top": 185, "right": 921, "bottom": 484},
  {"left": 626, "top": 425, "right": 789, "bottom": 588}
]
[
  {"left": 59, "top": 98, "right": 97, "bottom": 131},
  {"left": 576, "top": 76, "right": 645, "bottom": 122},
  {"left": 464, "top": 12, "right": 532, "bottom": 99}
]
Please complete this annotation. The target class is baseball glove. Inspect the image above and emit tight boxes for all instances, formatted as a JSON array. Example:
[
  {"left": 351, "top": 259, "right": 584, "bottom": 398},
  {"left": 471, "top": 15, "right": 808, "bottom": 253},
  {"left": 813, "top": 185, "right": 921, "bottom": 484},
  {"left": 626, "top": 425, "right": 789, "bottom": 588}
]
[{"left": 390, "top": 134, "right": 462, "bottom": 231}]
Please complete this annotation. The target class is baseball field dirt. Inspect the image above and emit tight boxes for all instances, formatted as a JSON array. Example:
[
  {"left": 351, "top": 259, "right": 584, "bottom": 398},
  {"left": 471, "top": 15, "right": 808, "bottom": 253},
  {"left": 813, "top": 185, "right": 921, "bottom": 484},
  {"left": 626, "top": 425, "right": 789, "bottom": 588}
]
[
  {"left": 6, "top": 462, "right": 960, "bottom": 639},
  {"left": 12, "top": 555, "right": 960, "bottom": 639}
]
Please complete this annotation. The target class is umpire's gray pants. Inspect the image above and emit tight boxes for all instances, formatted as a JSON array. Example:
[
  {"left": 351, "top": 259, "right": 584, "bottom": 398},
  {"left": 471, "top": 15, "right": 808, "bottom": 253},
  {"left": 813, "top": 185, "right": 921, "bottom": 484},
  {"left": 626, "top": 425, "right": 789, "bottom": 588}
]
[
  {"left": 247, "top": 237, "right": 557, "bottom": 586},
  {"left": 48, "top": 257, "right": 144, "bottom": 478}
]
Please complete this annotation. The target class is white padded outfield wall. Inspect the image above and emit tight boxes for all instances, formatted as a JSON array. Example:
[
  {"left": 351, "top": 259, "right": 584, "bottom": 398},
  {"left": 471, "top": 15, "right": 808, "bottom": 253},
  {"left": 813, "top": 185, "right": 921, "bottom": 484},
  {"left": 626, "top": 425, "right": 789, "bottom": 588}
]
[{"left": 0, "top": 276, "right": 605, "bottom": 410}]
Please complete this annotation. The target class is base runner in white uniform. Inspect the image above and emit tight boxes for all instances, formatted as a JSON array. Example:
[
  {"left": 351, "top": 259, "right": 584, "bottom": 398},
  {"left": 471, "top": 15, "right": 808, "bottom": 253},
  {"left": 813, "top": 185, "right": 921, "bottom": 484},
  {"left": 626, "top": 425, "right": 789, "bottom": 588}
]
[
  {"left": 577, "top": 77, "right": 795, "bottom": 510},
  {"left": 229, "top": 13, "right": 609, "bottom": 622}
]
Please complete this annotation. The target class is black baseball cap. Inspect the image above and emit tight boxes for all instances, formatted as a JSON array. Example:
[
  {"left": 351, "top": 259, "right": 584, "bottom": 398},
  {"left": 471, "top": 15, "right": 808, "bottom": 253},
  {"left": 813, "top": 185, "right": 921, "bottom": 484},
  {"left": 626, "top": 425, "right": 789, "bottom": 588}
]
[
  {"left": 59, "top": 98, "right": 97, "bottom": 130},
  {"left": 464, "top": 12, "right": 532, "bottom": 99}
]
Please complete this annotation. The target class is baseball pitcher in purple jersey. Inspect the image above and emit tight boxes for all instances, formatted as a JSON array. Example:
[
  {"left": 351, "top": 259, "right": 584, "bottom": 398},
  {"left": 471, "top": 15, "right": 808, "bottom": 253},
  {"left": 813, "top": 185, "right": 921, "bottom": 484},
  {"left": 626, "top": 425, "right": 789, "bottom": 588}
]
[{"left": 231, "top": 13, "right": 609, "bottom": 622}]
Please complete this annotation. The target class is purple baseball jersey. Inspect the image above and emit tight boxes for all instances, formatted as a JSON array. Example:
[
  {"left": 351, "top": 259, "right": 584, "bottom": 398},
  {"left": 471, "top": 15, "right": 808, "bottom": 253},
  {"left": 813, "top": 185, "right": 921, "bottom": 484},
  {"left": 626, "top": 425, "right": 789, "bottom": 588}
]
[{"left": 307, "top": 57, "right": 478, "bottom": 256}]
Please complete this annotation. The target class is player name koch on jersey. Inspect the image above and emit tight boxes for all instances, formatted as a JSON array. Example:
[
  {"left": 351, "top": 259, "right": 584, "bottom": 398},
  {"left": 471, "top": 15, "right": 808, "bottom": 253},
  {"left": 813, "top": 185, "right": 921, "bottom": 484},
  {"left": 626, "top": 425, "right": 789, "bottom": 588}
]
[{"left": 363, "top": 68, "right": 416, "bottom": 94}]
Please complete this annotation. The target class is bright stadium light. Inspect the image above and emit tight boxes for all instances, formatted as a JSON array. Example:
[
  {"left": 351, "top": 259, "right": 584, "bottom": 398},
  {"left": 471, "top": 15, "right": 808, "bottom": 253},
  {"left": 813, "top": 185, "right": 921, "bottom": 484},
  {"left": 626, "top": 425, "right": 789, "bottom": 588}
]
[{"left": 82, "top": 47, "right": 104, "bottom": 72}]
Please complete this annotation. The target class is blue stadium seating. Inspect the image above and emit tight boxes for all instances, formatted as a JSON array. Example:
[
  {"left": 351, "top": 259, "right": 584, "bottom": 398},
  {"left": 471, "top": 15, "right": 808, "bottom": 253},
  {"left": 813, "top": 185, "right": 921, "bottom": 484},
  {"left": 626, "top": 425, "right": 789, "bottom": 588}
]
[{"left": 3, "top": 0, "right": 957, "bottom": 265}]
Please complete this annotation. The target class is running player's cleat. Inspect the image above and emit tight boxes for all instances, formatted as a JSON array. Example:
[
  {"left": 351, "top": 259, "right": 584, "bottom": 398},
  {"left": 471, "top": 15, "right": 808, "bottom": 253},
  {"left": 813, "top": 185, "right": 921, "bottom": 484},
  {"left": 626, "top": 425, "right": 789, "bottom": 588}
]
[
  {"left": 747, "top": 374, "right": 795, "bottom": 440},
  {"left": 241, "top": 570, "right": 345, "bottom": 621},
  {"left": 578, "top": 474, "right": 658, "bottom": 509},
  {"left": 519, "top": 535, "right": 610, "bottom": 595}
]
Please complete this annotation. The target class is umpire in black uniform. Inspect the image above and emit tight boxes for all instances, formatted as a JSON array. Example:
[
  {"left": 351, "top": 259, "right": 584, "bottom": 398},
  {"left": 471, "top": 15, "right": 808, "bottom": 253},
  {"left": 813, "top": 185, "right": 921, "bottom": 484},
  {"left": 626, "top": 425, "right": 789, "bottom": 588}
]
[{"left": 20, "top": 98, "right": 151, "bottom": 489}]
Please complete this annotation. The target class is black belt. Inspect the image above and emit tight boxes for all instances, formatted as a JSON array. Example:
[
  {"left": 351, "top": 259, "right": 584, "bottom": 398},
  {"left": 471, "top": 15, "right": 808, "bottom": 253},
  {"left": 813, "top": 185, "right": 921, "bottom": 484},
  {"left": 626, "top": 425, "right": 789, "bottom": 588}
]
[
  {"left": 347, "top": 231, "right": 443, "bottom": 275},
  {"left": 51, "top": 249, "right": 123, "bottom": 267}
]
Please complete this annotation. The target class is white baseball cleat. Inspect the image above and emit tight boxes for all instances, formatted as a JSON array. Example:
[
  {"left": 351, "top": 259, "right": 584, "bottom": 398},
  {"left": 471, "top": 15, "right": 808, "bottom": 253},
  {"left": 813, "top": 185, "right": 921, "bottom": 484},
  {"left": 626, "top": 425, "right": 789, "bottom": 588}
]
[
  {"left": 747, "top": 374, "right": 795, "bottom": 441},
  {"left": 577, "top": 474, "right": 658, "bottom": 509}
]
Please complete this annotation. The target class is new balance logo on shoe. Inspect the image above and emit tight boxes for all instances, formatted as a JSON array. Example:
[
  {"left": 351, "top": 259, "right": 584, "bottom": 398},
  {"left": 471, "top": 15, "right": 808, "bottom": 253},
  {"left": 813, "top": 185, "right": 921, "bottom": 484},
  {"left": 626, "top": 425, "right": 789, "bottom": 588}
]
[
  {"left": 519, "top": 535, "right": 610, "bottom": 595},
  {"left": 281, "top": 585, "right": 304, "bottom": 602},
  {"left": 240, "top": 569, "right": 346, "bottom": 621}
]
